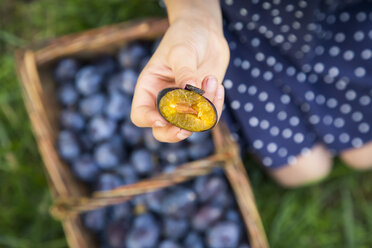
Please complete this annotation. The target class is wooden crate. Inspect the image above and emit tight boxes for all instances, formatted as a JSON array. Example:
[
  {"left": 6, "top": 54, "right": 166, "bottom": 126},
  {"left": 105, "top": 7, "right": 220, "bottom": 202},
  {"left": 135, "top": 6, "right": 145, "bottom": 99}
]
[{"left": 15, "top": 18, "right": 268, "bottom": 248}]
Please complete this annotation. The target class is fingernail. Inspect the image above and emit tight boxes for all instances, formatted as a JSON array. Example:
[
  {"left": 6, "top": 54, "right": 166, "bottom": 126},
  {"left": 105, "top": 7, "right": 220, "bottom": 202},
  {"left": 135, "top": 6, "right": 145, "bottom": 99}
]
[
  {"left": 216, "top": 85, "right": 224, "bottom": 99},
  {"left": 206, "top": 77, "right": 217, "bottom": 92},
  {"left": 154, "top": 120, "right": 166, "bottom": 128},
  {"left": 177, "top": 130, "right": 191, "bottom": 140}
]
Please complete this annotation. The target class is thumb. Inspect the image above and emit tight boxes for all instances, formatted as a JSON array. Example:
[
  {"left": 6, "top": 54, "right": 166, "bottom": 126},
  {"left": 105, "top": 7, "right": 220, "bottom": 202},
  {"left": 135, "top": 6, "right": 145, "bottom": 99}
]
[{"left": 167, "top": 44, "right": 200, "bottom": 88}]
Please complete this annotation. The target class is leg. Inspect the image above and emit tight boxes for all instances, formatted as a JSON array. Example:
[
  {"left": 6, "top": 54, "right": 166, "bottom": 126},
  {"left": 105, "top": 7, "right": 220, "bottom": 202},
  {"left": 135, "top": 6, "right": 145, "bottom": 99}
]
[
  {"left": 340, "top": 141, "right": 372, "bottom": 170},
  {"left": 270, "top": 144, "right": 332, "bottom": 188}
]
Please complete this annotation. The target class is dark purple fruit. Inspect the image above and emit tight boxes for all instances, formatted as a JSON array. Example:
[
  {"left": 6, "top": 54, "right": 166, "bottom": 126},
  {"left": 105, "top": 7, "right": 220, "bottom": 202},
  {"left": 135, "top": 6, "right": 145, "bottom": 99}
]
[
  {"left": 130, "top": 149, "right": 155, "bottom": 176},
  {"left": 207, "top": 221, "right": 241, "bottom": 248},
  {"left": 143, "top": 128, "right": 162, "bottom": 151},
  {"left": 108, "top": 70, "right": 138, "bottom": 96},
  {"left": 162, "top": 164, "right": 177, "bottom": 173},
  {"left": 114, "top": 164, "right": 139, "bottom": 185},
  {"left": 94, "top": 138, "right": 123, "bottom": 169},
  {"left": 75, "top": 66, "right": 103, "bottom": 95},
  {"left": 118, "top": 42, "right": 148, "bottom": 69},
  {"left": 60, "top": 109, "right": 84, "bottom": 131},
  {"left": 188, "top": 139, "right": 214, "bottom": 160},
  {"left": 105, "top": 92, "right": 130, "bottom": 120},
  {"left": 187, "top": 131, "right": 211, "bottom": 143},
  {"left": 191, "top": 205, "right": 223, "bottom": 231},
  {"left": 79, "top": 132, "right": 95, "bottom": 151},
  {"left": 83, "top": 208, "right": 106, "bottom": 232},
  {"left": 157, "top": 85, "right": 217, "bottom": 132},
  {"left": 194, "top": 175, "right": 227, "bottom": 203},
  {"left": 88, "top": 116, "right": 116, "bottom": 142},
  {"left": 184, "top": 232, "right": 204, "bottom": 248},
  {"left": 96, "top": 173, "right": 123, "bottom": 191},
  {"left": 145, "top": 190, "right": 165, "bottom": 214},
  {"left": 79, "top": 94, "right": 105, "bottom": 117},
  {"left": 159, "top": 240, "right": 182, "bottom": 248},
  {"left": 54, "top": 58, "right": 79, "bottom": 82},
  {"left": 163, "top": 217, "right": 189, "bottom": 240},
  {"left": 132, "top": 194, "right": 147, "bottom": 212},
  {"left": 159, "top": 146, "right": 188, "bottom": 165},
  {"left": 94, "top": 56, "right": 116, "bottom": 75},
  {"left": 126, "top": 214, "right": 160, "bottom": 248},
  {"left": 58, "top": 83, "right": 78, "bottom": 106},
  {"left": 226, "top": 209, "right": 241, "bottom": 223},
  {"left": 57, "top": 130, "right": 80, "bottom": 161},
  {"left": 105, "top": 220, "right": 129, "bottom": 248},
  {"left": 161, "top": 187, "right": 197, "bottom": 218},
  {"left": 110, "top": 202, "right": 132, "bottom": 221},
  {"left": 71, "top": 154, "right": 99, "bottom": 182},
  {"left": 120, "top": 120, "right": 143, "bottom": 146},
  {"left": 211, "top": 189, "right": 234, "bottom": 209},
  {"left": 120, "top": 69, "right": 138, "bottom": 96}
]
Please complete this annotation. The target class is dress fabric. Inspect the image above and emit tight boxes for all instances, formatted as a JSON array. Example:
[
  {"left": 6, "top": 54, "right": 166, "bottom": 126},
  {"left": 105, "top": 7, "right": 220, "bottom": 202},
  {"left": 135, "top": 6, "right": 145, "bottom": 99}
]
[{"left": 220, "top": 0, "right": 372, "bottom": 169}]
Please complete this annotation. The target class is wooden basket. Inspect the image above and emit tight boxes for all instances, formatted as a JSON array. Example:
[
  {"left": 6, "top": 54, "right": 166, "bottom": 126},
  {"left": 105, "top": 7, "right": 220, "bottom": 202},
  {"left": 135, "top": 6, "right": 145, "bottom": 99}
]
[{"left": 15, "top": 18, "right": 268, "bottom": 248}]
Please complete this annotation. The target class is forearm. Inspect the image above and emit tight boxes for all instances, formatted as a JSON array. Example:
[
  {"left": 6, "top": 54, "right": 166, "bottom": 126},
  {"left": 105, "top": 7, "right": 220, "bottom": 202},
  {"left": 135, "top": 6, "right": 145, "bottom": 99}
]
[{"left": 164, "top": 0, "right": 223, "bottom": 35}]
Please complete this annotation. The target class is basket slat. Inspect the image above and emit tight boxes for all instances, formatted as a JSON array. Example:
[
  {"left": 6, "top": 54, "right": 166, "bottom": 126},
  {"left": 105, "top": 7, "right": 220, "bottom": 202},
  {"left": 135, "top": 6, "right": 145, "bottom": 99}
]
[
  {"left": 16, "top": 50, "right": 84, "bottom": 197},
  {"left": 34, "top": 19, "right": 169, "bottom": 65},
  {"left": 16, "top": 47, "right": 98, "bottom": 248},
  {"left": 50, "top": 140, "right": 232, "bottom": 220},
  {"left": 62, "top": 219, "right": 95, "bottom": 248}
]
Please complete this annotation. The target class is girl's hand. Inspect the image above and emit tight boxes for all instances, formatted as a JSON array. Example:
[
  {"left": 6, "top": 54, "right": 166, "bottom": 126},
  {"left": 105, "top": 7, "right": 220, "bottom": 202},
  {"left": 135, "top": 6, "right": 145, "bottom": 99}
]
[{"left": 131, "top": 0, "right": 229, "bottom": 142}]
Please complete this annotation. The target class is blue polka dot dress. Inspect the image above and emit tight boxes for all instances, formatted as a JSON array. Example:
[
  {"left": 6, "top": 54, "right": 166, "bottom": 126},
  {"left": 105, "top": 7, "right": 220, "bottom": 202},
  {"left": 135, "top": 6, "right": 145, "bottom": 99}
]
[{"left": 220, "top": 0, "right": 372, "bottom": 168}]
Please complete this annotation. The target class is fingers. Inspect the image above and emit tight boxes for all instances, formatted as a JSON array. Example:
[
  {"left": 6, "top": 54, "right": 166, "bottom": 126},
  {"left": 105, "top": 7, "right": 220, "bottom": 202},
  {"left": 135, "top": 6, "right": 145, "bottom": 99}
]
[
  {"left": 131, "top": 105, "right": 167, "bottom": 128},
  {"left": 153, "top": 126, "right": 192, "bottom": 143},
  {"left": 168, "top": 44, "right": 201, "bottom": 88},
  {"left": 201, "top": 75, "right": 224, "bottom": 120},
  {"left": 213, "top": 84, "right": 225, "bottom": 121},
  {"left": 131, "top": 74, "right": 168, "bottom": 128},
  {"left": 132, "top": 41, "right": 224, "bottom": 143},
  {"left": 131, "top": 68, "right": 193, "bottom": 142},
  {"left": 201, "top": 76, "right": 218, "bottom": 102}
]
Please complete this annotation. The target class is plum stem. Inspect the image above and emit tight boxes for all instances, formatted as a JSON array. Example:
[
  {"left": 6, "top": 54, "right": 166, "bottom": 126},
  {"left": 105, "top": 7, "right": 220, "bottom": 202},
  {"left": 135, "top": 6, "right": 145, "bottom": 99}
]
[{"left": 174, "top": 102, "right": 198, "bottom": 115}]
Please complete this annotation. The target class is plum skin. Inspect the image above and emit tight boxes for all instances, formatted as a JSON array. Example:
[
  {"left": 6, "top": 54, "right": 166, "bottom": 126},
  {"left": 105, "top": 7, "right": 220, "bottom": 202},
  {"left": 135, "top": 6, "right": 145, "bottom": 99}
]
[{"left": 156, "top": 86, "right": 218, "bottom": 132}]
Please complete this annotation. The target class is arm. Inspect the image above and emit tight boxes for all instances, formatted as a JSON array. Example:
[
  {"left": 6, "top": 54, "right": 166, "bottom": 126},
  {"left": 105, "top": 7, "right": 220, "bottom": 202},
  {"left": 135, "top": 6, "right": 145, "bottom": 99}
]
[
  {"left": 165, "top": 0, "right": 223, "bottom": 34},
  {"left": 131, "top": 0, "right": 229, "bottom": 142}
]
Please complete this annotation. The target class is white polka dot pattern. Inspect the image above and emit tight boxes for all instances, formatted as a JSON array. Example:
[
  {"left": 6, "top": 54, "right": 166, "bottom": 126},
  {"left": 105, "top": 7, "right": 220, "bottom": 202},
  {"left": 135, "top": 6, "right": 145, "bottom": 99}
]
[{"left": 221, "top": 0, "right": 372, "bottom": 169}]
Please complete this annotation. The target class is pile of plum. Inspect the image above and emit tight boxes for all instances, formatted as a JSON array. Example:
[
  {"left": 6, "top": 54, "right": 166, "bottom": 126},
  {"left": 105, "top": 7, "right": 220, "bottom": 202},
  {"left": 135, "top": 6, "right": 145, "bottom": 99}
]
[{"left": 54, "top": 40, "right": 250, "bottom": 248}]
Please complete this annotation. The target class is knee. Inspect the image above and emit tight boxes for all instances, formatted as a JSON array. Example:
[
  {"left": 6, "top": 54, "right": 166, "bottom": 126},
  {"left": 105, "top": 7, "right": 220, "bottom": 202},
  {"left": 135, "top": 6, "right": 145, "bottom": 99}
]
[
  {"left": 270, "top": 144, "right": 333, "bottom": 188},
  {"left": 340, "top": 141, "right": 372, "bottom": 170}
]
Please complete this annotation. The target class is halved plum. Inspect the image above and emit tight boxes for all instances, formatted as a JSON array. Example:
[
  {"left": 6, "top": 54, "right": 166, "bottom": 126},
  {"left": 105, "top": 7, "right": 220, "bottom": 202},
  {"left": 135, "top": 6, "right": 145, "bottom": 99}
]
[{"left": 157, "top": 85, "right": 217, "bottom": 132}]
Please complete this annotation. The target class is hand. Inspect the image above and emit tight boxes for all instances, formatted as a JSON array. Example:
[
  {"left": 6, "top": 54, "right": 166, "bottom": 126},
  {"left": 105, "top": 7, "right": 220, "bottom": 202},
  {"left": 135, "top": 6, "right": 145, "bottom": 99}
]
[{"left": 131, "top": 8, "right": 229, "bottom": 142}]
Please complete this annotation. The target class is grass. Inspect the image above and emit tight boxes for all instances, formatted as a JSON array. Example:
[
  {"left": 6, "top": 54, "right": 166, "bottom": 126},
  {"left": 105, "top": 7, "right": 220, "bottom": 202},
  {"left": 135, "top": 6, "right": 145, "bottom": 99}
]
[
  {"left": 0, "top": 0, "right": 371, "bottom": 247},
  {"left": 247, "top": 159, "right": 372, "bottom": 248}
]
